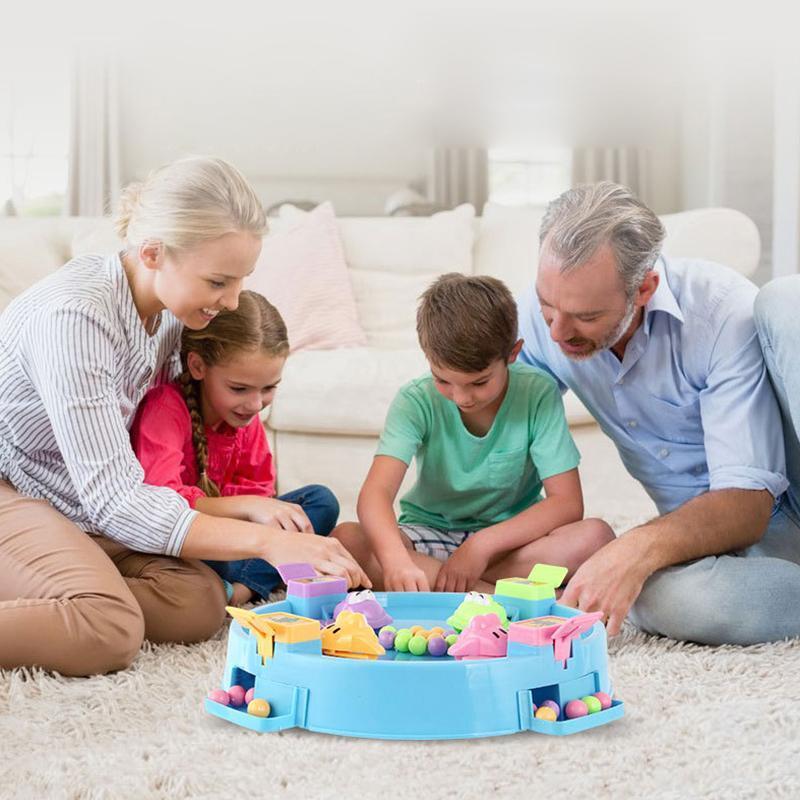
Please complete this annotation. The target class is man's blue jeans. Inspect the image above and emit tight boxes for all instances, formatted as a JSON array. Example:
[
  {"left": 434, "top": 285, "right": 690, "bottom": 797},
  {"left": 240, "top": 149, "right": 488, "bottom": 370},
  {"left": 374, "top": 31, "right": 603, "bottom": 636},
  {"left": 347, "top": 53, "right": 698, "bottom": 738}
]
[
  {"left": 628, "top": 276, "right": 800, "bottom": 644},
  {"left": 204, "top": 484, "right": 339, "bottom": 600}
]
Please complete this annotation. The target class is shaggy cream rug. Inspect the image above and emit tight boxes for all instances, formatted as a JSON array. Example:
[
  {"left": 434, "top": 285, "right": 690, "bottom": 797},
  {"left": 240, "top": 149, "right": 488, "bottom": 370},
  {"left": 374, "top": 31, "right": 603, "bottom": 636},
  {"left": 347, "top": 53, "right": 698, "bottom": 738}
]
[
  {"left": 2, "top": 428, "right": 799, "bottom": 799},
  {"left": 3, "top": 625, "right": 799, "bottom": 799}
]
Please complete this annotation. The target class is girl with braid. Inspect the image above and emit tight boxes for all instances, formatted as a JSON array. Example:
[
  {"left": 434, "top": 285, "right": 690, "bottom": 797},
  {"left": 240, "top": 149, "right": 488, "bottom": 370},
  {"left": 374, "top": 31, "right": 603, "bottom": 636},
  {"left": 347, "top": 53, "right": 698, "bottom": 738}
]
[{"left": 131, "top": 290, "right": 344, "bottom": 605}]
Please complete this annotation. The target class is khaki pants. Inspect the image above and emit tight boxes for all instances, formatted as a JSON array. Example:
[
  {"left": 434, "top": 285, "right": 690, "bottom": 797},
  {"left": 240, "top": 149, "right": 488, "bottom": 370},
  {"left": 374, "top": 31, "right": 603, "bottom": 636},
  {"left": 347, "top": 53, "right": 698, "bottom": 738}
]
[{"left": 0, "top": 481, "right": 226, "bottom": 676}]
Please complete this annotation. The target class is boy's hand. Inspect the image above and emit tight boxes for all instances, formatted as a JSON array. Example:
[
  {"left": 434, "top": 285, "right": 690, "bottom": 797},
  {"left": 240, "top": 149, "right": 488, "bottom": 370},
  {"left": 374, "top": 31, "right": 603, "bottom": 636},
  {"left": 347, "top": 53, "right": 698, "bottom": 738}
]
[
  {"left": 383, "top": 561, "right": 430, "bottom": 592},
  {"left": 434, "top": 538, "right": 490, "bottom": 593}
]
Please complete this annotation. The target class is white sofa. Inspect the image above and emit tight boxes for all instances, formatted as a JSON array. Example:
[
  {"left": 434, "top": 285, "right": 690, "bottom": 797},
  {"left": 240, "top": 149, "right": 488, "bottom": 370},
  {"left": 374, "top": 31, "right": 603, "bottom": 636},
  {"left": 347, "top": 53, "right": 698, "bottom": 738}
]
[{"left": 0, "top": 205, "right": 760, "bottom": 519}]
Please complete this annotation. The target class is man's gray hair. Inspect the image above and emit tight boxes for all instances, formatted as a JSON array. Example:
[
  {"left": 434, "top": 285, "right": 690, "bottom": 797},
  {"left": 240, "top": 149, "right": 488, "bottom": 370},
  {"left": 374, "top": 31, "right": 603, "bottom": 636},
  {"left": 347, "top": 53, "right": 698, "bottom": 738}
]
[{"left": 539, "top": 182, "right": 665, "bottom": 298}]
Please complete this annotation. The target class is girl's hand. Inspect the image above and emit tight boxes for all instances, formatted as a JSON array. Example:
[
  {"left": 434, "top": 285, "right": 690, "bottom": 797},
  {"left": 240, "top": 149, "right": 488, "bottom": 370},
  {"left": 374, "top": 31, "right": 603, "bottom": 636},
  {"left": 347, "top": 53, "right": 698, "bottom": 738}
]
[
  {"left": 383, "top": 561, "right": 430, "bottom": 592},
  {"left": 262, "top": 532, "right": 371, "bottom": 590},
  {"left": 241, "top": 497, "right": 313, "bottom": 532}
]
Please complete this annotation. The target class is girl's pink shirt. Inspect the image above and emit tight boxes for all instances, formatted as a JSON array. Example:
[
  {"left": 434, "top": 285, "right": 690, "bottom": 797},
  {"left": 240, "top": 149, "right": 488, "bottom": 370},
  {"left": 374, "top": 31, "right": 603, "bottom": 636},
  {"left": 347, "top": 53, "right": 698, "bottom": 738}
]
[{"left": 130, "top": 382, "right": 276, "bottom": 508}]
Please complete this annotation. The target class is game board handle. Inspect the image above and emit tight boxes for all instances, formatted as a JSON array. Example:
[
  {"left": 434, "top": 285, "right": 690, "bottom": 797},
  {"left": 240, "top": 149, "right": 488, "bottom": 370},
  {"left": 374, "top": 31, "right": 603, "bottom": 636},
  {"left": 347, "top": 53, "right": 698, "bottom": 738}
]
[{"left": 550, "top": 611, "right": 604, "bottom": 664}]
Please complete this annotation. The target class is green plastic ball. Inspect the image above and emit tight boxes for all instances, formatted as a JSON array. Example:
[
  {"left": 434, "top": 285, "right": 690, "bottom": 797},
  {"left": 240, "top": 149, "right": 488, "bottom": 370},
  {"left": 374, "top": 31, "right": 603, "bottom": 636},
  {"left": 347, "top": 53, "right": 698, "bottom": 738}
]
[
  {"left": 379, "top": 625, "right": 397, "bottom": 635},
  {"left": 581, "top": 695, "right": 602, "bottom": 714},
  {"left": 408, "top": 634, "right": 428, "bottom": 656},
  {"left": 445, "top": 633, "right": 458, "bottom": 646},
  {"left": 394, "top": 629, "right": 412, "bottom": 652}
]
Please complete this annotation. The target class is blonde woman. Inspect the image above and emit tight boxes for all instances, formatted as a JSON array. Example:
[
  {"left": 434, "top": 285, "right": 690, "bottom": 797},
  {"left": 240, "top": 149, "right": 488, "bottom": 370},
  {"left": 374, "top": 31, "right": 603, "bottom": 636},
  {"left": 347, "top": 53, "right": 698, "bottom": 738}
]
[{"left": 0, "top": 157, "right": 368, "bottom": 676}]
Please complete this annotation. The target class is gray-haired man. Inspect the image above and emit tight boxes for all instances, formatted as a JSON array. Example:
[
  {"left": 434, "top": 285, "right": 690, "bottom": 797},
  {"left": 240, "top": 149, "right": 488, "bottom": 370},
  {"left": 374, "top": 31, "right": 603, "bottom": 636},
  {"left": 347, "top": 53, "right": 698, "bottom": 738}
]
[{"left": 517, "top": 182, "right": 800, "bottom": 645}]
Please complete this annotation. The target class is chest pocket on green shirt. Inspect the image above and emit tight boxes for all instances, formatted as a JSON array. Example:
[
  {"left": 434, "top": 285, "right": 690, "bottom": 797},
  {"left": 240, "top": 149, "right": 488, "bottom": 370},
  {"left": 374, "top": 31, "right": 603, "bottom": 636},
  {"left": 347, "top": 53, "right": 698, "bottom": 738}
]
[{"left": 487, "top": 447, "right": 528, "bottom": 489}]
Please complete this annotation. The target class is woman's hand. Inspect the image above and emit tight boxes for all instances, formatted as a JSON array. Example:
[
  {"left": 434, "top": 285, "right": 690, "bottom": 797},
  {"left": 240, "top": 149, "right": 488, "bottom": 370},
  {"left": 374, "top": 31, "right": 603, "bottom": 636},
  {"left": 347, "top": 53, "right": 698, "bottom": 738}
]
[{"left": 261, "top": 530, "right": 371, "bottom": 590}]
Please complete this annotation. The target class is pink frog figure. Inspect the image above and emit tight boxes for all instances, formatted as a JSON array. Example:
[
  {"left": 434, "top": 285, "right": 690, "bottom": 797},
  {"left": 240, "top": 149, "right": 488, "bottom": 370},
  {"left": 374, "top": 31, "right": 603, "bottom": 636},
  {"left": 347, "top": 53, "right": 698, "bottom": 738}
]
[
  {"left": 447, "top": 613, "right": 509, "bottom": 660},
  {"left": 332, "top": 589, "right": 393, "bottom": 630}
]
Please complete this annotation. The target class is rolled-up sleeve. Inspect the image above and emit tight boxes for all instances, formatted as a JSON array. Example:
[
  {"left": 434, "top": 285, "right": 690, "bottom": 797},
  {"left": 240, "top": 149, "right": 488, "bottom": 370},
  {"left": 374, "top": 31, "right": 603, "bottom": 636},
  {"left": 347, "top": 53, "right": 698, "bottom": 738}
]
[
  {"left": 26, "top": 306, "right": 197, "bottom": 555},
  {"left": 699, "top": 292, "right": 789, "bottom": 499}
]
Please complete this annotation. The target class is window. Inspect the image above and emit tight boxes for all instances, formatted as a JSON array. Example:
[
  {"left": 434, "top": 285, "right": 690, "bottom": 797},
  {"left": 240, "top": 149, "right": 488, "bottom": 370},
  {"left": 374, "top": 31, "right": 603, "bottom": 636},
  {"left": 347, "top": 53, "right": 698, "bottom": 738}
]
[
  {"left": 488, "top": 149, "right": 572, "bottom": 206},
  {"left": 0, "top": 51, "right": 70, "bottom": 216}
]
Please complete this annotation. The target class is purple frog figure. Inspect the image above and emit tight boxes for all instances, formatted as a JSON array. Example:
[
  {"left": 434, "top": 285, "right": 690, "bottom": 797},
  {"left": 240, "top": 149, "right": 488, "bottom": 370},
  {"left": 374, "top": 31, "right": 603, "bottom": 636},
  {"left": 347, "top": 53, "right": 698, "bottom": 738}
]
[{"left": 332, "top": 589, "right": 393, "bottom": 630}]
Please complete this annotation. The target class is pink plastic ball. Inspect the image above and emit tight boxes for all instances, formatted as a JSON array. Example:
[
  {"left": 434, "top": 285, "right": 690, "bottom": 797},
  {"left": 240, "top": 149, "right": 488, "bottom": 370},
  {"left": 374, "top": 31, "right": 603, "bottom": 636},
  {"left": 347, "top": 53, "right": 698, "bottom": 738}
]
[
  {"left": 565, "top": 699, "right": 589, "bottom": 719},
  {"left": 207, "top": 689, "right": 230, "bottom": 706},
  {"left": 227, "top": 685, "right": 246, "bottom": 707},
  {"left": 378, "top": 629, "right": 396, "bottom": 649},
  {"left": 593, "top": 691, "right": 612, "bottom": 710},
  {"left": 245, "top": 688, "right": 255, "bottom": 704}
]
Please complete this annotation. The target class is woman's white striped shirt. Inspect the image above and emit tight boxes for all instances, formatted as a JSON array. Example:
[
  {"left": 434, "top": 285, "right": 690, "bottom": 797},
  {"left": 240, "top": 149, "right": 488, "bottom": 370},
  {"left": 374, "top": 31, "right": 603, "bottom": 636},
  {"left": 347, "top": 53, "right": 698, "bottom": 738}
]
[{"left": 0, "top": 252, "right": 197, "bottom": 555}]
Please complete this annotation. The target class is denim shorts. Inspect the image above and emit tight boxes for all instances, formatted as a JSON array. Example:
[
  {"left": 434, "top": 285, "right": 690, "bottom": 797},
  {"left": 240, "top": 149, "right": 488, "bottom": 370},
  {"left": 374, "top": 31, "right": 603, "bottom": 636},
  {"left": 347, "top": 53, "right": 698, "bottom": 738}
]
[{"left": 204, "top": 484, "right": 339, "bottom": 599}]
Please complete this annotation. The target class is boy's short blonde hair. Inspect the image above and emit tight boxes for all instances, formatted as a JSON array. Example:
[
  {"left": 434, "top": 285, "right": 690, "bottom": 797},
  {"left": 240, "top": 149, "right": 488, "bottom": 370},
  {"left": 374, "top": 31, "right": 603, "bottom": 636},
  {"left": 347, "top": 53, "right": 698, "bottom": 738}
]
[{"left": 416, "top": 273, "right": 518, "bottom": 372}]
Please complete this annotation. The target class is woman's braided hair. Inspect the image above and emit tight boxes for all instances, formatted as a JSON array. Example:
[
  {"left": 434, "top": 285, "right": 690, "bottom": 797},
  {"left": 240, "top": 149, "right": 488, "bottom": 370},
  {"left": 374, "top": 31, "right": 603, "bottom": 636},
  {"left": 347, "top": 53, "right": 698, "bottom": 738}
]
[{"left": 179, "top": 290, "right": 289, "bottom": 497}]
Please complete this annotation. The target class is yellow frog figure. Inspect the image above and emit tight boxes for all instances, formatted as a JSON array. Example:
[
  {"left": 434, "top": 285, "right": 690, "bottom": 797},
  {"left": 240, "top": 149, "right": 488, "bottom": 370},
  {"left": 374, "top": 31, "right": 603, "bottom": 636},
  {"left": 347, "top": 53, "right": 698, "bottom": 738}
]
[{"left": 321, "top": 610, "right": 386, "bottom": 660}]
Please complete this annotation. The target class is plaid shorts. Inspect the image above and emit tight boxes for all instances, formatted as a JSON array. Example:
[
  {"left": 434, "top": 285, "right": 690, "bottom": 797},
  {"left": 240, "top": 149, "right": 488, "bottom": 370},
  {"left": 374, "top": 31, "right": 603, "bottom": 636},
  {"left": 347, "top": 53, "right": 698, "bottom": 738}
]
[{"left": 398, "top": 523, "right": 476, "bottom": 562}]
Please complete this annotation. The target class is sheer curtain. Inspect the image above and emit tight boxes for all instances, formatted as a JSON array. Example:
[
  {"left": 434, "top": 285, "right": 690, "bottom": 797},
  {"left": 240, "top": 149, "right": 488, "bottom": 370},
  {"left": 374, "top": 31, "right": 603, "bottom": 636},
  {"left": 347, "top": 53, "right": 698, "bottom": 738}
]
[
  {"left": 66, "top": 51, "right": 121, "bottom": 216},
  {"left": 571, "top": 146, "right": 652, "bottom": 205},
  {"left": 427, "top": 147, "right": 489, "bottom": 212},
  {"left": 0, "top": 47, "right": 71, "bottom": 216}
]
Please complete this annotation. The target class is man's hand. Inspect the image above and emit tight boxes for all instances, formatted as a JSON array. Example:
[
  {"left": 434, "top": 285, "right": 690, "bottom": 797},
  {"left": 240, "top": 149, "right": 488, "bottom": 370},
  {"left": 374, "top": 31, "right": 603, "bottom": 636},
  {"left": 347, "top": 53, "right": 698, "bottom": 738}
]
[
  {"left": 383, "top": 560, "right": 430, "bottom": 592},
  {"left": 434, "top": 537, "right": 490, "bottom": 593},
  {"left": 559, "top": 535, "right": 650, "bottom": 636}
]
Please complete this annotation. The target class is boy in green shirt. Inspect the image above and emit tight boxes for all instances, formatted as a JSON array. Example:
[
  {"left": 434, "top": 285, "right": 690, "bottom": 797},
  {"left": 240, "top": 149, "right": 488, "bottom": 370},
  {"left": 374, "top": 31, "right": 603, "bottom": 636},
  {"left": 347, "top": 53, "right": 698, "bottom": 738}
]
[{"left": 336, "top": 273, "right": 613, "bottom": 592}]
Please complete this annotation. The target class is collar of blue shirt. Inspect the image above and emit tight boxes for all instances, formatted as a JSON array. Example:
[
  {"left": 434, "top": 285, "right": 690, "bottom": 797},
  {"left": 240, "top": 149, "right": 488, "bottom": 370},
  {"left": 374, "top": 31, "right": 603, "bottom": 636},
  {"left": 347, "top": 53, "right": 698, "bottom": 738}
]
[{"left": 643, "top": 257, "right": 684, "bottom": 336}]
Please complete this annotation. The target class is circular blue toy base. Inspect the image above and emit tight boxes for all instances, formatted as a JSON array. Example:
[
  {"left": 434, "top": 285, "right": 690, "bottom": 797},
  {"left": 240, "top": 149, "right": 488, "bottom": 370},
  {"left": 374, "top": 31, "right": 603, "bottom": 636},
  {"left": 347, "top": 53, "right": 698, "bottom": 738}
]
[{"left": 205, "top": 590, "right": 623, "bottom": 739}]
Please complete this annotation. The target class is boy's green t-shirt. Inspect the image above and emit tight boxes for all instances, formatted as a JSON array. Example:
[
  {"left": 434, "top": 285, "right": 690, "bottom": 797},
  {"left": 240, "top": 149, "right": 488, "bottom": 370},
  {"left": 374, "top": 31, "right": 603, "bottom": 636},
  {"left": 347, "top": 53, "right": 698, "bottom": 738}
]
[{"left": 376, "top": 362, "right": 581, "bottom": 531}]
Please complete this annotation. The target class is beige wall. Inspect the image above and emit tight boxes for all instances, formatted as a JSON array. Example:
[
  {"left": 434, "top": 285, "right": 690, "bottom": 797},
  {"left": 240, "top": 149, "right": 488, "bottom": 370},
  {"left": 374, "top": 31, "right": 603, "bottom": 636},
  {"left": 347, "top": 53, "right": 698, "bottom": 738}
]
[
  {"left": 112, "top": 4, "right": 687, "bottom": 213},
  {"left": 9, "top": 2, "right": 786, "bottom": 228}
]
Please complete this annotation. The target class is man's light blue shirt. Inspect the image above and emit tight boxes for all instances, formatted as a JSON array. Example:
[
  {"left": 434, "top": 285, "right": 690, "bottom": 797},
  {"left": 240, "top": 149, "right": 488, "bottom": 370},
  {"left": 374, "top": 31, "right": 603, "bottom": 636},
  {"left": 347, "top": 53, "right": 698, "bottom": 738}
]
[{"left": 517, "top": 256, "right": 789, "bottom": 514}]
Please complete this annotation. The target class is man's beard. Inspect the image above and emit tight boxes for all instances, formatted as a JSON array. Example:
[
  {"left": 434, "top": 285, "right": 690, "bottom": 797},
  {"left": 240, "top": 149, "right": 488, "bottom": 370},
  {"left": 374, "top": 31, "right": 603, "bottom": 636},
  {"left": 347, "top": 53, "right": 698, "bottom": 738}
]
[{"left": 562, "top": 298, "right": 638, "bottom": 361}]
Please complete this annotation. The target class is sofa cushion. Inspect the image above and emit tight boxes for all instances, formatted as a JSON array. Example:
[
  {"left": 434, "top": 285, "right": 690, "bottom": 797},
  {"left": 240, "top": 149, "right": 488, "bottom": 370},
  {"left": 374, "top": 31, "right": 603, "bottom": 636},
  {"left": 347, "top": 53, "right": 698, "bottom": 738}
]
[
  {"left": 70, "top": 218, "right": 122, "bottom": 257},
  {"left": 248, "top": 202, "right": 367, "bottom": 352},
  {"left": 337, "top": 204, "right": 476, "bottom": 274},
  {"left": 0, "top": 224, "right": 65, "bottom": 311},
  {"left": 473, "top": 204, "right": 761, "bottom": 291},
  {"left": 660, "top": 208, "right": 760, "bottom": 277},
  {"left": 267, "top": 345, "right": 593, "bottom": 435},
  {"left": 267, "top": 346, "right": 429, "bottom": 435},
  {"left": 348, "top": 269, "right": 439, "bottom": 349},
  {"left": 473, "top": 202, "right": 543, "bottom": 295},
  {"left": 340, "top": 204, "right": 477, "bottom": 348}
]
